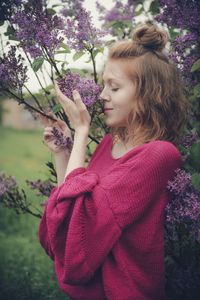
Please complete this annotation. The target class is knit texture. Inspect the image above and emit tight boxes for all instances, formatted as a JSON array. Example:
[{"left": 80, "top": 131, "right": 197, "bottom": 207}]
[{"left": 38, "top": 134, "right": 182, "bottom": 300}]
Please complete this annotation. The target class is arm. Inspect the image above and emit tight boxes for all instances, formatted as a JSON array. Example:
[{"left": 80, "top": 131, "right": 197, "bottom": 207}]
[
  {"left": 54, "top": 151, "right": 70, "bottom": 186},
  {"left": 64, "top": 130, "right": 89, "bottom": 181}
]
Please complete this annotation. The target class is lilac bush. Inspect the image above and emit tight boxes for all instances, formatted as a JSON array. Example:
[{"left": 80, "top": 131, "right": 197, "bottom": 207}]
[{"left": 156, "top": 0, "right": 200, "bottom": 87}]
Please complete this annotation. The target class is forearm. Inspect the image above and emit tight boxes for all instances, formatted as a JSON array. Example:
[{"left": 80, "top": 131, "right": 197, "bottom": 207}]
[
  {"left": 54, "top": 151, "right": 70, "bottom": 187},
  {"left": 64, "top": 131, "right": 89, "bottom": 181}
]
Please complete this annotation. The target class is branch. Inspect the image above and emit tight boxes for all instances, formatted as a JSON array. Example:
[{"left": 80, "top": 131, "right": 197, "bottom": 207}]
[
  {"left": 24, "top": 85, "right": 43, "bottom": 111},
  {"left": 24, "top": 50, "right": 50, "bottom": 100},
  {"left": 88, "top": 47, "right": 98, "bottom": 83},
  {"left": 2, "top": 88, "right": 57, "bottom": 122}
]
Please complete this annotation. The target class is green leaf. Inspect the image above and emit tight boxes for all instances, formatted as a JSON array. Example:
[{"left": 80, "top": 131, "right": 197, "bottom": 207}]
[
  {"left": 192, "top": 84, "right": 200, "bottom": 98},
  {"left": 4, "top": 25, "right": 16, "bottom": 37},
  {"left": 149, "top": 0, "right": 160, "bottom": 15},
  {"left": 191, "top": 173, "right": 200, "bottom": 192},
  {"left": 60, "top": 42, "right": 71, "bottom": 53},
  {"left": 56, "top": 50, "right": 71, "bottom": 54},
  {"left": 32, "top": 57, "right": 44, "bottom": 72},
  {"left": 8, "top": 35, "right": 19, "bottom": 41},
  {"left": 73, "top": 51, "right": 85, "bottom": 61},
  {"left": 188, "top": 141, "right": 200, "bottom": 171},
  {"left": 0, "top": 20, "right": 4, "bottom": 26},
  {"left": 135, "top": 4, "right": 143, "bottom": 16},
  {"left": 47, "top": 8, "right": 56, "bottom": 15},
  {"left": 191, "top": 59, "right": 200, "bottom": 72},
  {"left": 52, "top": 103, "right": 62, "bottom": 113}
]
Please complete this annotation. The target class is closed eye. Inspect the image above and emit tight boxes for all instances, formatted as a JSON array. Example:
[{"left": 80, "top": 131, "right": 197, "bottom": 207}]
[{"left": 111, "top": 88, "right": 119, "bottom": 92}]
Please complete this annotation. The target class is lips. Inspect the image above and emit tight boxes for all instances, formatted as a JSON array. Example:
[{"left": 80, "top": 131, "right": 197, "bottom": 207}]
[{"left": 104, "top": 108, "right": 114, "bottom": 111}]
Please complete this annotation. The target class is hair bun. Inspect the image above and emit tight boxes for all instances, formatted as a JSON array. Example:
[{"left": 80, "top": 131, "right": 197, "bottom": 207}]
[{"left": 131, "top": 21, "right": 168, "bottom": 52}]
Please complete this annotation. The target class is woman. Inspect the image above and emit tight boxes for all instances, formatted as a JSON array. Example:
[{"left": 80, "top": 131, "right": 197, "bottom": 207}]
[{"left": 38, "top": 22, "right": 189, "bottom": 300}]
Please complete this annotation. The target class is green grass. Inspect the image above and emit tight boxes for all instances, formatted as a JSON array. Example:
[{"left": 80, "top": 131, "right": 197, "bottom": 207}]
[{"left": 0, "top": 126, "right": 72, "bottom": 300}]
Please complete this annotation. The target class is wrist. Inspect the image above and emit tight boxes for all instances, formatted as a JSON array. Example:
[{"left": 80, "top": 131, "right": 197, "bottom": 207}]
[
  {"left": 53, "top": 149, "right": 70, "bottom": 157},
  {"left": 75, "top": 129, "right": 89, "bottom": 138}
]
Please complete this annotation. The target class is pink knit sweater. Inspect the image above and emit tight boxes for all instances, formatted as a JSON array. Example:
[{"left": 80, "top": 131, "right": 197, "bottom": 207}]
[{"left": 38, "top": 133, "right": 182, "bottom": 300}]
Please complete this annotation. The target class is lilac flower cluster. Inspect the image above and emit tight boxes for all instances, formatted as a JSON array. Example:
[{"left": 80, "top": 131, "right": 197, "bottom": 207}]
[
  {"left": 0, "top": 0, "right": 22, "bottom": 21},
  {"left": 96, "top": 0, "right": 135, "bottom": 36},
  {"left": 57, "top": 72, "right": 102, "bottom": 107},
  {"left": 180, "top": 131, "right": 199, "bottom": 149},
  {"left": 166, "top": 168, "right": 200, "bottom": 241},
  {"left": 0, "top": 45, "right": 28, "bottom": 92},
  {"left": 156, "top": 0, "right": 200, "bottom": 32},
  {"left": 97, "top": 0, "right": 134, "bottom": 23},
  {"left": 156, "top": 1, "right": 200, "bottom": 87},
  {"left": 11, "top": 0, "right": 64, "bottom": 58},
  {"left": 51, "top": 127, "right": 73, "bottom": 152},
  {"left": 0, "top": 172, "right": 17, "bottom": 201},
  {"left": 168, "top": 33, "right": 200, "bottom": 86},
  {"left": 26, "top": 178, "right": 54, "bottom": 197},
  {"left": 60, "top": 0, "right": 84, "bottom": 17},
  {"left": 62, "top": 3, "right": 106, "bottom": 51}
]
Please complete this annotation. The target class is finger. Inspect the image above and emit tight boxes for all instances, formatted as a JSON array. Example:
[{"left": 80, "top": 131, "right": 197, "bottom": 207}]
[
  {"left": 72, "top": 90, "right": 86, "bottom": 110},
  {"left": 55, "top": 81, "right": 73, "bottom": 108},
  {"left": 44, "top": 126, "right": 54, "bottom": 132},
  {"left": 38, "top": 114, "right": 52, "bottom": 127}
]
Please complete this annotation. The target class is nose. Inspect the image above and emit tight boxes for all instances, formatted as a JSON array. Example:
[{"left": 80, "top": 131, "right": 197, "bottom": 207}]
[{"left": 99, "top": 87, "right": 110, "bottom": 102}]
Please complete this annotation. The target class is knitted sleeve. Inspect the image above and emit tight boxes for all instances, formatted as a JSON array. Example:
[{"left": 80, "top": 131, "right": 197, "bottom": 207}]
[{"left": 38, "top": 142, "right": 181, "bottom": 285}]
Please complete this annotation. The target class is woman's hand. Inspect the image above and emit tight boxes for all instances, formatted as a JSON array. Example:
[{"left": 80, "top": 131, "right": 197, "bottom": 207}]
[
  {"left": 54, "top": 81, "right": 91, "bottom": 135},
  {"left": 37, "top": 112, "right": 72, "bottom": 154}
]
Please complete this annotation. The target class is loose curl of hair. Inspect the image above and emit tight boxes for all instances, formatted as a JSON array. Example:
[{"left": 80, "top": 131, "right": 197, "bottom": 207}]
[{"left": 106, "top": 21, "right": 191, "bottom": 147}]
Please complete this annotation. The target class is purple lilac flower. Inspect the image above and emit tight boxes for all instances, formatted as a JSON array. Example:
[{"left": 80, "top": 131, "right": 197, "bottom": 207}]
[
  {"left": 51, "top": 127, "right": 73, "bottom": 152},
  {"left": 96, "top": 0, "right": 135, "bottom": 36},
  {"left": 11, "top": 0, "right": 64, "bottom": 58},
  {"left": 168, "top": 33, "right": 200, "bottom": 86},
  {"left": 0, "top": 172, "right": 17, "bottom": 201},
  {"left": 165, "top": 168, "right": 200, "bottom": 241},
  {"left": 0, "top": 45, "right": 28, "bottom": 92},
  {"left": 57, "top": 72, "right": 102, "bottom": 108},
  {"left": 60, "top": 0, "right": 84, "bottom": 17},
  {"left": 0, "top": 0, "right": 22, "bottom": 21},
  {"left": 156, "top": 0, "right": 200, "bottom": 32},
  {"left": 155, "top": 1, "right": 200, "bottom": 87},
  {"left": 180, "top": 131, "right": 199, "bottom": 149},
  {"left": 167, "top": 168, "right": 192, "bottom": 196},
  {"left": 62, "top": 5, "right": 107, "bottom": 51},
  {"left": 26, "top": 178, "right": 54, "bottom": 197}
]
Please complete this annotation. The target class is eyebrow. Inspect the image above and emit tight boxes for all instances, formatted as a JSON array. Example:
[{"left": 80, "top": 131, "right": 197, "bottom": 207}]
[{"left": 102, "top": 78, "right": 121, "bottom": 84}]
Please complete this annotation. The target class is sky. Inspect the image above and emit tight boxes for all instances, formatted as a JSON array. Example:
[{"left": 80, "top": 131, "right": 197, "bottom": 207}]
[{"left": 0, "top": 0, "right": 151, "bottom": 92}]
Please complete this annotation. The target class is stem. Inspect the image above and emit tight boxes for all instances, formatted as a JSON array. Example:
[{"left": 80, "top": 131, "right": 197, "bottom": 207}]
[
  {"left": 24, "top": 51, "right": 50, "bottom": 100},
  {"left": 2, "top": 88, "right": 57, "bottom": 122},
  {"left": 88, "top": 47, "right": 98, "bottom": 83},
  {"left": 24, "top": 206, "right": 42, "bottom": 218},
  {"left": 24, "top": 85, "right": 43, "bottom": 110},
  {"left": 0, "top": 33, "right": 4, "bottom": 55},
  {"left": 43, "top": 46, "right": 62, "bottom": 78}
]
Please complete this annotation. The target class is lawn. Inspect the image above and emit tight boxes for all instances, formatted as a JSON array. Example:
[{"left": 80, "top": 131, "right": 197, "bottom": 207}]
[{"left": 0, "top": 126, "right": 98, "bottom": 300}]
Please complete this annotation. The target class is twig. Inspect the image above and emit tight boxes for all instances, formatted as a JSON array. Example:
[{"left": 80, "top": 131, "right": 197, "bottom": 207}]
[
  {"left": 24, "top": 85, "right": 43, "bottom": 110},
  {"left": 88, "top": 47, "right": 98, "bottom": 83}
]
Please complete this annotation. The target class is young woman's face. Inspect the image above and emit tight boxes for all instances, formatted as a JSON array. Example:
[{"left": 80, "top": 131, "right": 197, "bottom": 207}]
[{"left": 100, "top": 59, "right": 137, "bottom": 128}]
